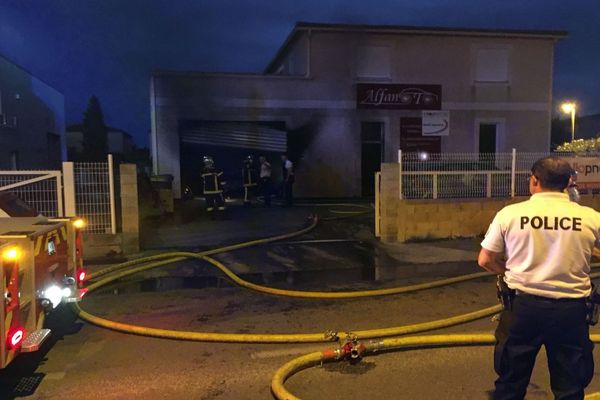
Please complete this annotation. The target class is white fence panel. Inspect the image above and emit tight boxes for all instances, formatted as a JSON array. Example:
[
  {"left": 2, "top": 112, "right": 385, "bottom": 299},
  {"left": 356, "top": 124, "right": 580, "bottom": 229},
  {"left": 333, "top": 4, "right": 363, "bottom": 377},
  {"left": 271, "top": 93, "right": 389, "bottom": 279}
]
[
  {"left": 398, "top": 151, "right": 593, "bottom": 200},
  {"left": 0, "top": 171, "right": 63, "bottom": 217},
  {"left": 73, "top": 156, "right": 116, "bottom": 234}
]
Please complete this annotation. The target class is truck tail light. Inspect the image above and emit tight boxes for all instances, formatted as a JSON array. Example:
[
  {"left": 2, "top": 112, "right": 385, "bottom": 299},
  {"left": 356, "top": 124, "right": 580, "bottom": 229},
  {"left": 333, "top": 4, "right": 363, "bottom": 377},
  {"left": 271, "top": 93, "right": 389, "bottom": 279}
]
[{"left": 7, "top": 327, "right": 24, "bottom": 349}]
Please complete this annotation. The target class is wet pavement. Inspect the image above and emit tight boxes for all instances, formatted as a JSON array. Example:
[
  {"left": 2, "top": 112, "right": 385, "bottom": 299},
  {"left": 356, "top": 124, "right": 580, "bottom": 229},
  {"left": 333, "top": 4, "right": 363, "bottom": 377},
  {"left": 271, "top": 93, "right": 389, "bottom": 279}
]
[{"left": 4, "top": 200, "right": 600, "bottom": 399}]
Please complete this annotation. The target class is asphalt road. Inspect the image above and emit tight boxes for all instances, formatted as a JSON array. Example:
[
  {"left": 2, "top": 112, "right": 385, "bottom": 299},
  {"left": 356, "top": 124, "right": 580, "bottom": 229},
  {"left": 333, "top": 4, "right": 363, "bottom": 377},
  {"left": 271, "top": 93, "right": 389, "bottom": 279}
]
[{"left": 3, "top": 204, "right": 600, "bottom": 399}]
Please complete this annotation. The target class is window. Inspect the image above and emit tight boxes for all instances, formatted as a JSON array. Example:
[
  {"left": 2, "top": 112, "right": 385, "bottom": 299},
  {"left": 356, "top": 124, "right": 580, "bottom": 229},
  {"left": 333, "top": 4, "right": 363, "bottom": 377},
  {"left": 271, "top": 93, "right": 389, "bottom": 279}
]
[
  {"left": 356, "top": 46, "right": 391, "bottom": 79},
  {"left": 475, "top": 48, "right": 509, "bottom": 83}
]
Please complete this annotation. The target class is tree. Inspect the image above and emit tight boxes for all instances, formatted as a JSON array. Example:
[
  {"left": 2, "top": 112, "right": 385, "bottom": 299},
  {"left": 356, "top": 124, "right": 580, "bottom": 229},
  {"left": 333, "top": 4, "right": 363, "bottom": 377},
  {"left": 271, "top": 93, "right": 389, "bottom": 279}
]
[{"left": 81, "top": 96, "right": 108, "bottom": 161}]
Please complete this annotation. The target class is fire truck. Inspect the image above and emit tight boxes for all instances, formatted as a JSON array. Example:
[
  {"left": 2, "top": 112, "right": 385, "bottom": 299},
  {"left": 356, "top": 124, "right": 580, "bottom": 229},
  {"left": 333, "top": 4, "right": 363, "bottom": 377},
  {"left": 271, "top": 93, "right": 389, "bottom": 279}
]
[{"left": 0, "top": 194, "right": 87, "bottom": 369}]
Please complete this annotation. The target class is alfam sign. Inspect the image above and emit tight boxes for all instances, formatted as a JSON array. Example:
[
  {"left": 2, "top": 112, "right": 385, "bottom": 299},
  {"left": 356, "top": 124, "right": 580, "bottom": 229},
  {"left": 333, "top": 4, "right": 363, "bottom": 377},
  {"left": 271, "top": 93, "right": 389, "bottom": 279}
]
[{"left": 356, "top": 84, "right": 442, "bottom": 110}]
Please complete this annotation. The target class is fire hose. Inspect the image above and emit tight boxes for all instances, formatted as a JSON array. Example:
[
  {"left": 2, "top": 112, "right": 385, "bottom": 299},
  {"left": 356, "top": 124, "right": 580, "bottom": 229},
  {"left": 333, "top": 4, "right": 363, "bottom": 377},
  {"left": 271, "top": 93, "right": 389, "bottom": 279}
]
[{"left": 69, "top": 204, "right": 600, "bottom": 398}]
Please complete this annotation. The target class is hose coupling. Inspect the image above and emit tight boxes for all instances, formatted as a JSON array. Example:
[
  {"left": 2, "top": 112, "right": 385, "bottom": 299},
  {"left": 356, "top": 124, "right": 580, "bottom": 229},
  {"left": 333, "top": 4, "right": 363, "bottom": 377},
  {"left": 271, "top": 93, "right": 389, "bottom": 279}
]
[{"left": 341, "top": 333, "right": 366, "bottom": 361}]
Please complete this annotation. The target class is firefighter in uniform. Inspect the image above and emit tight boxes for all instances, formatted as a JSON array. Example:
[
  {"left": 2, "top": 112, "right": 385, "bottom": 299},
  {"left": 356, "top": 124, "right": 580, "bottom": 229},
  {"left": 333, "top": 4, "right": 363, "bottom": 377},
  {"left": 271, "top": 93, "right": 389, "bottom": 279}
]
[
  {"left": 478, "top": 156, "right": 600, "bottom": 400},
  {"left": 242, "top": 155, "right": 258, "bottom": 206},
  {"left": 201, "top": 156, "right": 225, "bottom": 216}
]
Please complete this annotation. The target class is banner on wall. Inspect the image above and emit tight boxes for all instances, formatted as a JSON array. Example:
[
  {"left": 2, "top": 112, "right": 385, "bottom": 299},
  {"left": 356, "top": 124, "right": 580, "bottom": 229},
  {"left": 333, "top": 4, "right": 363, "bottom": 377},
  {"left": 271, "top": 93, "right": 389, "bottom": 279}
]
[
  {"left": 563, "top": 157, "right": 600, "bottom": 189},
  {"left": 422, "top": 111, "right": 450, "bottom": 136}
]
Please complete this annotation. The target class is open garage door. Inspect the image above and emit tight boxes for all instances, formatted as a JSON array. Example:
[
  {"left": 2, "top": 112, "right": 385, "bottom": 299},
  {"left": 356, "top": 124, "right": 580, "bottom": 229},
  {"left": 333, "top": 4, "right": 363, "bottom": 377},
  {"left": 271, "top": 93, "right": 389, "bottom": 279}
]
[
  {"left": 180, "top": 122, "right": 287, "bottom": 152},
  {"left": 179, "top": 121, "right": 287, "bottom": 198}
]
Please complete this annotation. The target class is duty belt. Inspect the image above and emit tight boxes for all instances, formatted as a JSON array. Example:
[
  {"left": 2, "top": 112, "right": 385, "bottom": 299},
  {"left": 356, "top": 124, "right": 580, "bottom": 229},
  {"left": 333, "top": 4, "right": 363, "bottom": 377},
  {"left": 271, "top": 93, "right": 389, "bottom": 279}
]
[{"left": 515, "top": 290, "right": 586, "bottom": 302}]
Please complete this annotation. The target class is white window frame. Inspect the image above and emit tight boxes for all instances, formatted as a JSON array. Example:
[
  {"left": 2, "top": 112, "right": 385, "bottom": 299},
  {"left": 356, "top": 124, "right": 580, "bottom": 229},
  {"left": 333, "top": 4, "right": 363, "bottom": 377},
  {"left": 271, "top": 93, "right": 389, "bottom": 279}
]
[
  {"left": 356, "top": 45, "right": 392, "bottom": 80},
  {"left": 472, "top": 46, "right": 511, "bottom": 84}
]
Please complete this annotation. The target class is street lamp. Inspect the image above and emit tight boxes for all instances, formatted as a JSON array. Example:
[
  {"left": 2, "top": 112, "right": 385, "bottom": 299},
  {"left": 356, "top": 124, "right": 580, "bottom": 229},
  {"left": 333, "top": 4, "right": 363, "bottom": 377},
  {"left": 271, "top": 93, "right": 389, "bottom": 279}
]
[{"left": 561, "top": 102, "right": 577, "bottom": 142}]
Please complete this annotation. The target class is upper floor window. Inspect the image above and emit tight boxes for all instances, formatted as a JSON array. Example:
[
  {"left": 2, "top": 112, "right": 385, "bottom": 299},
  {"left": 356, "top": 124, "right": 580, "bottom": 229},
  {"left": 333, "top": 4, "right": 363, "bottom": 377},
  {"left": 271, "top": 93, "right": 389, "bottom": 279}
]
[
  {"left": 356, "top": 46, "right": 391, "bottom": 79},
  {"left": 474, "top": 48, "right": 509, "bottom": 83}
]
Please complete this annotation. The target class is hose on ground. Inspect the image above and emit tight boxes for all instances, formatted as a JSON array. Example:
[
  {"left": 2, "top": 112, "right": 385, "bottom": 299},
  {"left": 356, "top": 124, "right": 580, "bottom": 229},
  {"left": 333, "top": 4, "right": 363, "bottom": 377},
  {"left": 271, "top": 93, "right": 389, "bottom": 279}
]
[{"left": 271, "top": 333, "right": 600, "bottom": 400}]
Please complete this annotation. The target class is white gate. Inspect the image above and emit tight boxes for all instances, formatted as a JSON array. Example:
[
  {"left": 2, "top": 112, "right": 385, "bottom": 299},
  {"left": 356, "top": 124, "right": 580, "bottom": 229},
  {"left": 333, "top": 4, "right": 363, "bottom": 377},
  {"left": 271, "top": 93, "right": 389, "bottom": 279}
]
[
  {"left": 0, "top": 155, "right": 116, "bottom": 234},
  {"left": 0, "top": 170, "right": 63, "bottom": 217}
]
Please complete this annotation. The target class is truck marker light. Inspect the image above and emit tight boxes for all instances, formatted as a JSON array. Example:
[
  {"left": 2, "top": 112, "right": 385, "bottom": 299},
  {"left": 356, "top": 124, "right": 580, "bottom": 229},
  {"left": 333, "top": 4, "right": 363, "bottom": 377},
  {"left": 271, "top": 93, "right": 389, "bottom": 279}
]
[
  {"left": 8, "top": 327, "right": 24, "bottom": 349},
  {"left": 2, "top": 248, "right": 19, "bottom": 261},
  {"left": 77, "top": 269, "right": 87, "bottom": 283}
]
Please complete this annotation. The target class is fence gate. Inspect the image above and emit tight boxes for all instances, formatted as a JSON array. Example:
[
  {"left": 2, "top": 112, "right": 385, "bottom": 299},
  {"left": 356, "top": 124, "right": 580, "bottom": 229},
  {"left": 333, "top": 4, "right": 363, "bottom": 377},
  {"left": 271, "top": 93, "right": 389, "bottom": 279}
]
[
  {"left": 0, "top": 155, "right": 116, "bottom": 235},
  {"left": 0, "top": 171, "right": 63, "bottom": 217}
]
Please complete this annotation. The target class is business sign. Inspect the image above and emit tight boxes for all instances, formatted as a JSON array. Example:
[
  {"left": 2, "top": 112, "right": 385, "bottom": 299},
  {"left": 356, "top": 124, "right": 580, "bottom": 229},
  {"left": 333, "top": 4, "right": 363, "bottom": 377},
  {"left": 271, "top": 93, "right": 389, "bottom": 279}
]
[
  {"left": 357, "top": 84, "right": 442, "bottom": 110},
  {"left": 422, "top": 111, "right": 450, "bottom": 136},
  {"left": 399, "top": 117, "right": 441, "bottom": 153},
  {"left": 564, "top": 157, "right": 600, "bottom": 189}
]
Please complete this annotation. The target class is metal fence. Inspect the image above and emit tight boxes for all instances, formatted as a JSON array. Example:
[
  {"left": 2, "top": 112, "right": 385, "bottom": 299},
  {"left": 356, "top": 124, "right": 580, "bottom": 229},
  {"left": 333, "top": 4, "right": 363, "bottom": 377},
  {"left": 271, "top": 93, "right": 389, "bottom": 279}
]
[
  {"left": 398, "top": 150, "right": 590, "bottom": 199},
  {"left": 73, "top": 156, "right": 116, "bottom": 234},
  {"left": 0, "top": 171, "right": 63, "bottom": 217}
]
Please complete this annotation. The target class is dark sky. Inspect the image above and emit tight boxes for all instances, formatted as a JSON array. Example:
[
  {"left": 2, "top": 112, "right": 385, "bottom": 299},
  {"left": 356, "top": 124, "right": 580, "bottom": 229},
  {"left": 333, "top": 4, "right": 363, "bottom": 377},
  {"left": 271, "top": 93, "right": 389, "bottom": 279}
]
[{"left": 1, "top": 0, "right": 599, "bottom": 147}]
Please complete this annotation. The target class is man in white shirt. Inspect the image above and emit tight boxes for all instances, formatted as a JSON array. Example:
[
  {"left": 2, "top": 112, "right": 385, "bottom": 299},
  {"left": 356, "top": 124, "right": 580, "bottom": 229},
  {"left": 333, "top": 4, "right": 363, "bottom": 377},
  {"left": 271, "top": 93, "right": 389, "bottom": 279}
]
[
  {"left": 281, "top": 154, "right": 294, "bottom": 207},
  {"left": 259, "top": 155, "right": 272, "bottom": 207},
  {"left": 479, "top": 156, "right": 599, "bottom": 400}
]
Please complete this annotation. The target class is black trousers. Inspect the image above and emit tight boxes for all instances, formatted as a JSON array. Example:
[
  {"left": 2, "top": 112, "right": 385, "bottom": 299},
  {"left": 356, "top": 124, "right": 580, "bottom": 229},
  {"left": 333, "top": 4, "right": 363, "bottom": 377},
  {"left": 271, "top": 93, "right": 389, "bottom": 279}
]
[
  {"left": 259, "top": 177, "right": 271, "bottom": 206},
  {"left": 205, "top": 193, "right": 225, "bottom": 211},
  {"left": 494, "top": 294, "right": 594, "bottom": 400},
  {"left": 282, "top": 180, "right": 293, "bottom": 206}
]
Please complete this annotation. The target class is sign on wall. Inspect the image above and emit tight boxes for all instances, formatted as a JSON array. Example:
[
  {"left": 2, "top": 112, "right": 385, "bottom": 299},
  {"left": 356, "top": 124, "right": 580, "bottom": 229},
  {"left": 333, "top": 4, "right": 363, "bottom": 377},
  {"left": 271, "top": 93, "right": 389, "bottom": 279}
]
[
  {"left": 357, "top": 84, "right": 442, "bottom": 110},
  {"left": 399, "top": 117, "right": 441, "bottom": 153},
  {"left": 564, "top": 157, "right": 600, "bottom": 189},
  {"left": 422, "top": 111, "right": 450, "bottom": 136}
]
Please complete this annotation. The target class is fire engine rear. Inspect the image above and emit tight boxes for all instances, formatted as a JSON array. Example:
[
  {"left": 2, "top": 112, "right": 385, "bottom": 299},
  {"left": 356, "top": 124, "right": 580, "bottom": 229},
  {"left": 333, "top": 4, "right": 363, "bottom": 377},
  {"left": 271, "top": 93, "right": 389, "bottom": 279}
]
[{"left": 0, "top": 217, "right": 86, "bottom": 369}]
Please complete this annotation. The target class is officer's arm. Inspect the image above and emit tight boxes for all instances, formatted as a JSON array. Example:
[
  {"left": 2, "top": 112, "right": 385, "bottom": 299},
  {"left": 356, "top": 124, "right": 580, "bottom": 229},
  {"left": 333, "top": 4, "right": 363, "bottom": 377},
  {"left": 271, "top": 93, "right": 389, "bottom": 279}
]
[{"left": 478, "top": 248, "right": 506, "bottom": 274}]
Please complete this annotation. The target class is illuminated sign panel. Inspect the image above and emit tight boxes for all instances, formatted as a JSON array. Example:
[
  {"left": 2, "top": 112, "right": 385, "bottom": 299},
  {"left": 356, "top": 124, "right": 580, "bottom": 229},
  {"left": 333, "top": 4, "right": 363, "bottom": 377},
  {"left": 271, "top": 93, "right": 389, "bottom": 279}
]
[
  {"left": 564, "top": 157, "right": 600, "bottom": 190},
  {"left": 356, "top": 84, "right": 442, "bottom": 110}
]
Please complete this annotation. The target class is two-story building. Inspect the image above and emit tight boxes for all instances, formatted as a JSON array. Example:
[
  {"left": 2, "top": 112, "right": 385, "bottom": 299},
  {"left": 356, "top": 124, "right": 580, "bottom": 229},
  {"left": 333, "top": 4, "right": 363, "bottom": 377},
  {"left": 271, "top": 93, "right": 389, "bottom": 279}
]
[
  {"left": 0, "top": 54, "right": 66, "bottom": 170},
  {"left": 150, "top": 22, "right": 567, "bottom": 198}
]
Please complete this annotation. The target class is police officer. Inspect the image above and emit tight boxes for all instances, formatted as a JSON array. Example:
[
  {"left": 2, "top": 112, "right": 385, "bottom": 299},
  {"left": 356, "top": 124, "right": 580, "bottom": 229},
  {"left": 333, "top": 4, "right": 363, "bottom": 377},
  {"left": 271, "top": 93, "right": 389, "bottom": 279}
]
[
  {"left": 478, "top": 156, "right": 600, "bottom": 400},
  {"left": 242, "top": 155, "right": 258, "bottom": 206},
  {"left": 201, "top": 156, "right": 225, "bottom": 217}
]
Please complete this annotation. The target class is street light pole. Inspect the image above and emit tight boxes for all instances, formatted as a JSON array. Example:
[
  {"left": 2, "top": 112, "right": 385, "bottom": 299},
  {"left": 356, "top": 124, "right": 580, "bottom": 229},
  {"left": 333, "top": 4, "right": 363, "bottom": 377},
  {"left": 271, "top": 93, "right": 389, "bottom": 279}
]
[{"left": 561, "top": 102, "right": 577, "bottom": 142}]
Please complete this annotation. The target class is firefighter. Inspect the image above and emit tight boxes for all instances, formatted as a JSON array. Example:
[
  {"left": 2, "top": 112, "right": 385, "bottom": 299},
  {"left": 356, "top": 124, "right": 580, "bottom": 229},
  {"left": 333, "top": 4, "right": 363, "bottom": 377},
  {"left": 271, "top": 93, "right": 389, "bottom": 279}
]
[
  {"left": 242, "top": 155, "right": 258, "bottom": 206},
  {"left": 201, "top": 156, "right": 225, "bottom": 217}
]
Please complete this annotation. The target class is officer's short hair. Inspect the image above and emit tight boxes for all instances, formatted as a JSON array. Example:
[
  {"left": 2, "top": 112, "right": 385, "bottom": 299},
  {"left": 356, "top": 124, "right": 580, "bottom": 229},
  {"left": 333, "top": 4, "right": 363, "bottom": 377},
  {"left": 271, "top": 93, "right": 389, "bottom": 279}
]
[{"left": 531, "top": 156, "right": 571, "bottom": 191}]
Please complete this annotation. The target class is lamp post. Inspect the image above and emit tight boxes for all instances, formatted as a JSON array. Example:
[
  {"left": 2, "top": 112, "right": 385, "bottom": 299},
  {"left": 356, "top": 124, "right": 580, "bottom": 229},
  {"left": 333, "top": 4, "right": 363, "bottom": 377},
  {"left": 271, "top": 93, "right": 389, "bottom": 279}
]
[{"left": 561, "top": 102, "right": 577, "bottom": 142}]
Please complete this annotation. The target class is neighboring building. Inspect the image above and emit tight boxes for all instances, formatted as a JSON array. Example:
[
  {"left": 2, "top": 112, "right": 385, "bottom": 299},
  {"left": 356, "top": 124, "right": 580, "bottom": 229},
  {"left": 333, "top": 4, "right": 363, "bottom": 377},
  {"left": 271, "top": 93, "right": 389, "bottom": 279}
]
[
  {"left": 0, "top": 54, "right": 66, "bottom": 170},
  {"left": 150, "top": 22, "right": 567, "bottom": 198},
  {"left": 66, "top": 125, "right": 134, "bottom": 159}
]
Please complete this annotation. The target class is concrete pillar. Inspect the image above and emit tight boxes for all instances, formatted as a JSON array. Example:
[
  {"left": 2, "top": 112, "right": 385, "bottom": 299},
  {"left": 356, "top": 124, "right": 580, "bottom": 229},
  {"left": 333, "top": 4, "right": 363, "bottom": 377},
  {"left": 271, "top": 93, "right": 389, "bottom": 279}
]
[{"left": 120, "top": 164, "right": 139, "bottom": 253}]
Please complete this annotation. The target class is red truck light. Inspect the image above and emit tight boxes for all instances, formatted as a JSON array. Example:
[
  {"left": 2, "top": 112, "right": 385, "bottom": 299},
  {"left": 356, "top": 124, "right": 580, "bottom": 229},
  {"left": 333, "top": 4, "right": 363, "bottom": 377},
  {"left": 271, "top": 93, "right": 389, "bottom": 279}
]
[
  {"left": 77, "top": 269, "right": 87, "bottom": 284},
  {"left": 7, "top": 327, "right": 24, "bottom": 349}
]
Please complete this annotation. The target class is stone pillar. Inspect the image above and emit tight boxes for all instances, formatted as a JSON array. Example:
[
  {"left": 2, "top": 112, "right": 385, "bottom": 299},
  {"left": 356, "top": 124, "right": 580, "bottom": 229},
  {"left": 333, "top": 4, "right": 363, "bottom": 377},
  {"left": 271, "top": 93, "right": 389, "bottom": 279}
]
[
  {"left": 379, "top": 163, "right": 399, "bottom": 242},
  {"left": 120, "top": 164, "right": 139, "bottom": 253}
]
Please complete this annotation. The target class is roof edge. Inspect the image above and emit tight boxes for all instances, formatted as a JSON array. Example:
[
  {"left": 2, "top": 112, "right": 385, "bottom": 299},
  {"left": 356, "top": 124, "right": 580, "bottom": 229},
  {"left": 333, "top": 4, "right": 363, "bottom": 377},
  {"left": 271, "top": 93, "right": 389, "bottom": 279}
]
[{"left": 264, "top": 21, "right": 568, "bottom": 74}]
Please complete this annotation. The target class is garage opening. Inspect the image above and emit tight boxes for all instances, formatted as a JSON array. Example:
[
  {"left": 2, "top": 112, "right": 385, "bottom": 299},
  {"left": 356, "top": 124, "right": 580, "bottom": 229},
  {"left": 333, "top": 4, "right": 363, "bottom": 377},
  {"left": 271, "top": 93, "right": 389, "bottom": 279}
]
[{"left": 179, "top": 121, "right": 287, "bottom": 197}]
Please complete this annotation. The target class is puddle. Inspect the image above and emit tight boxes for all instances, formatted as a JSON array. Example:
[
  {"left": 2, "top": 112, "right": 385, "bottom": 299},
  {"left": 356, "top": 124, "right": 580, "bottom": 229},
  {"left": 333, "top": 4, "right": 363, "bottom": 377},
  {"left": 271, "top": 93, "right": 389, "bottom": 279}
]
[{"left": 97, "top": 241, "right": 480, "bottom": 295}]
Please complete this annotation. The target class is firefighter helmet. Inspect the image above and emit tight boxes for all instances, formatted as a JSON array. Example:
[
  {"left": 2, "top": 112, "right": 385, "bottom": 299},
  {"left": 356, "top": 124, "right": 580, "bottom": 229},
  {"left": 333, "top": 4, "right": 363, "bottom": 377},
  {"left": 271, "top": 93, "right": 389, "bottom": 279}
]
[{"left": 203, "top": 156, "right": 214, "bottom": 169}]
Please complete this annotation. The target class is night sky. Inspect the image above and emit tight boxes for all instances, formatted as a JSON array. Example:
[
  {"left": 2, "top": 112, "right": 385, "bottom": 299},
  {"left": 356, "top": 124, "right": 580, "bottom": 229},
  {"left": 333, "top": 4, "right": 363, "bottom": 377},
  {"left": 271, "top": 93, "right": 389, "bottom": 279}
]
[{"left": 1, "top": 0, "right": 599, "bottom": 147}]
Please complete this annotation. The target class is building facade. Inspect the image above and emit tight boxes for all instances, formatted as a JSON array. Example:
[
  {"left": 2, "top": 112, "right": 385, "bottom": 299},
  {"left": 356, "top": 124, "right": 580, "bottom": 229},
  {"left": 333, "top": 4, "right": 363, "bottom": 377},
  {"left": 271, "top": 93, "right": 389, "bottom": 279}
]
[
  {"left": 151, "top": 22, "right": 566, "bottom": 198},
  {"left": 67, "top": 125, "right": 134, "bottom": 159},
  {"left": 0, "top": 54, "right": 66, "bottom": 170}
]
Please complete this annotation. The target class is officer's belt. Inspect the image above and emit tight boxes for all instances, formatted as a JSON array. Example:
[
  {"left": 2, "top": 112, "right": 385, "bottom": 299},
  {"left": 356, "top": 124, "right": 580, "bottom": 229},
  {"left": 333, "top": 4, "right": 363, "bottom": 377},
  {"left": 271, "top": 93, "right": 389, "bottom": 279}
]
[{"left": 515, "top": 290, "right": 586, "bottom": 302}]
